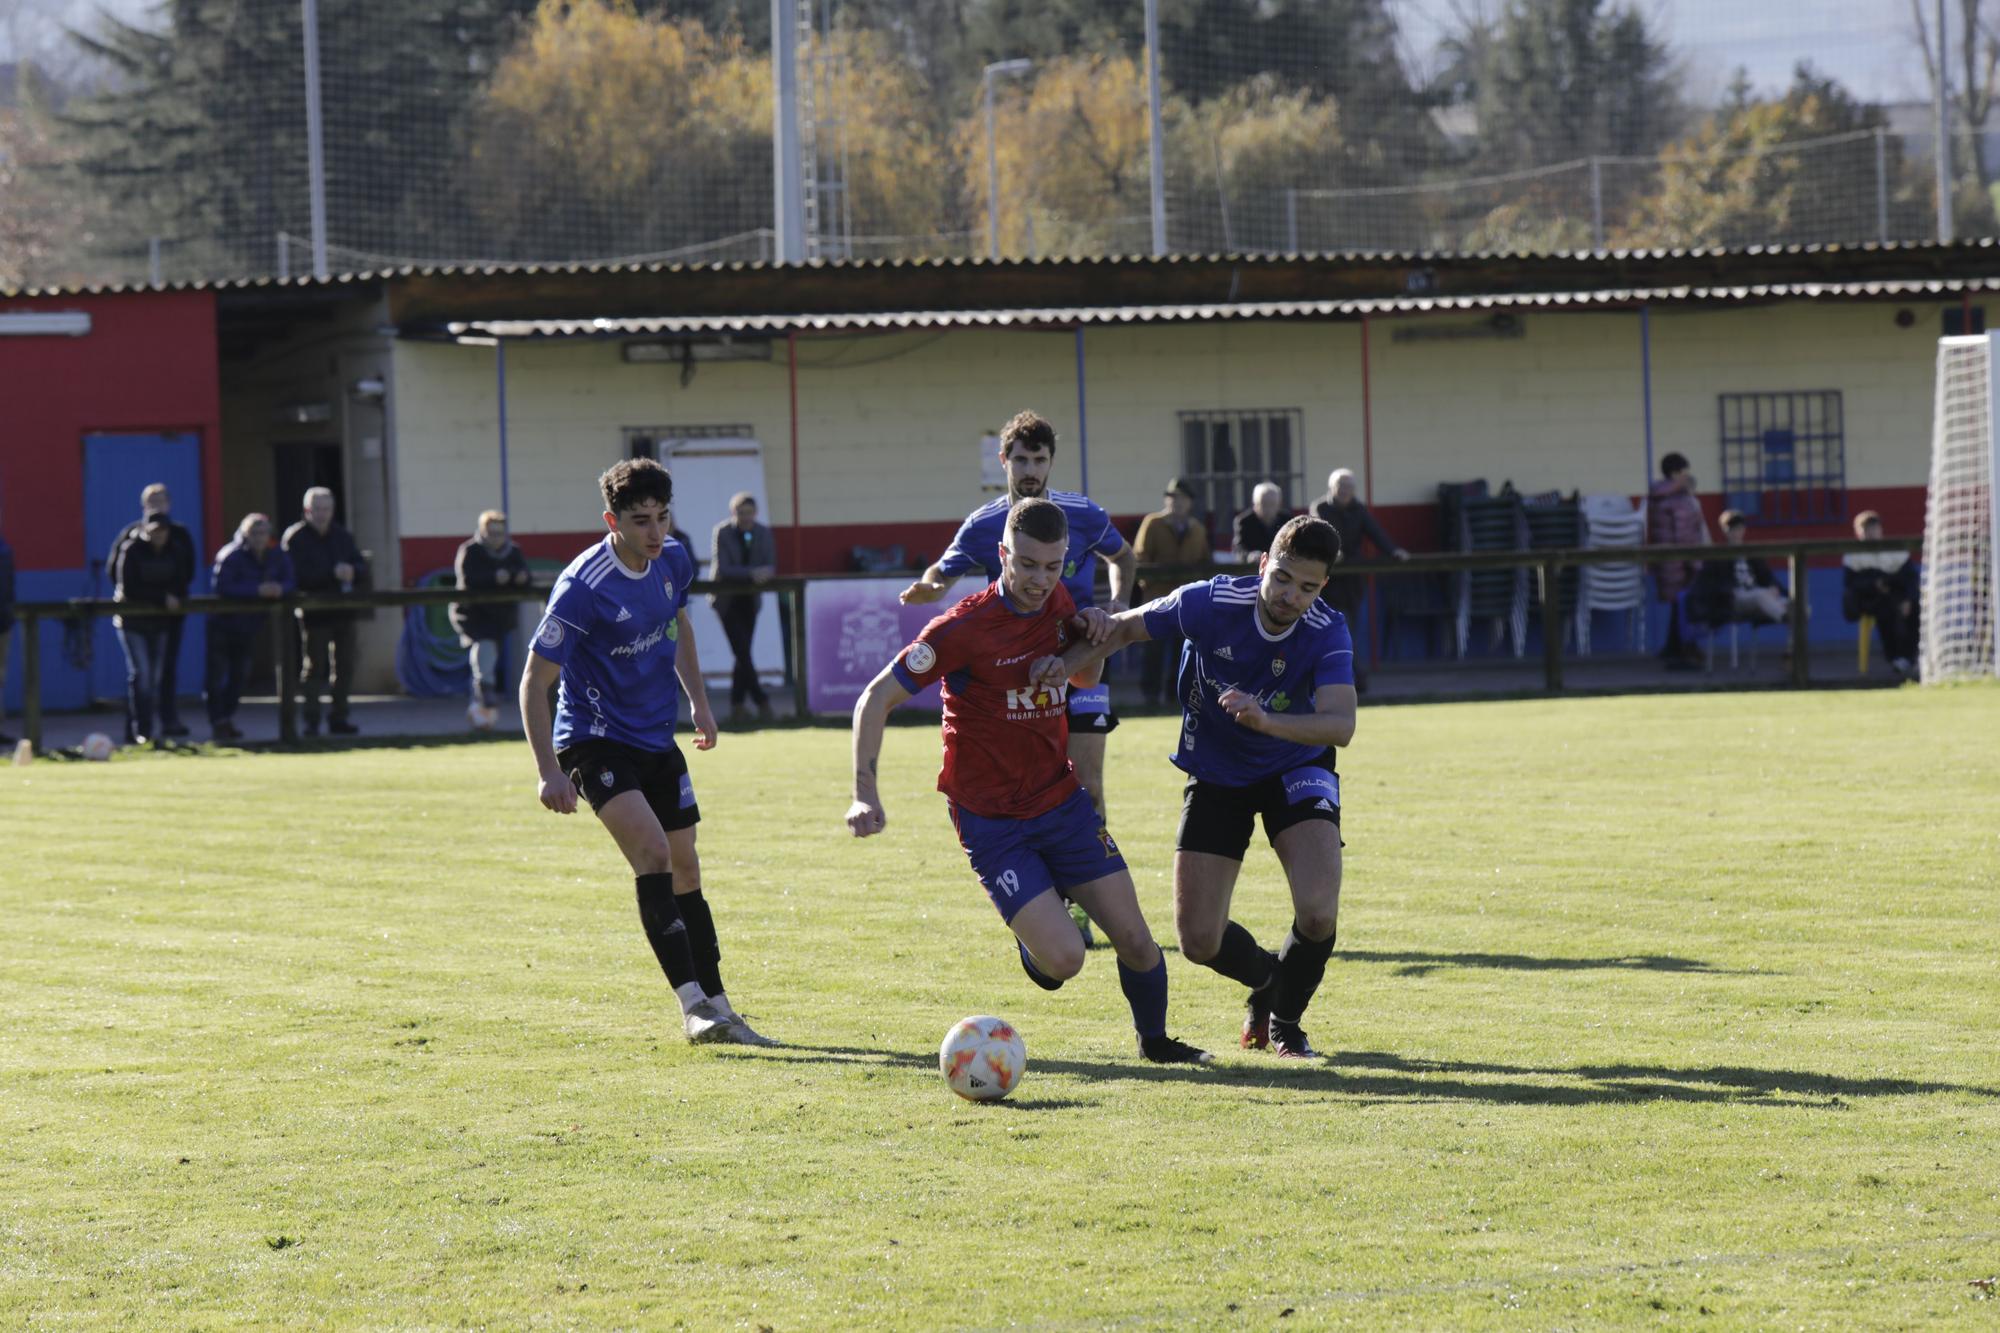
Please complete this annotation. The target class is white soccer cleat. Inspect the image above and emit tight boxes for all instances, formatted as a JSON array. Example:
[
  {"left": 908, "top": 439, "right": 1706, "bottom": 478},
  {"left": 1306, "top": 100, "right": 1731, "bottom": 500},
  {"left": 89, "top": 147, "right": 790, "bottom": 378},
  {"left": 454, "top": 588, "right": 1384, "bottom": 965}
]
[
  {"left": 719, "top": 1015, "right": 781, "bottom": 1047},
  {"left": 683, "top": 999, "right": 731, "bottom": 1044}
]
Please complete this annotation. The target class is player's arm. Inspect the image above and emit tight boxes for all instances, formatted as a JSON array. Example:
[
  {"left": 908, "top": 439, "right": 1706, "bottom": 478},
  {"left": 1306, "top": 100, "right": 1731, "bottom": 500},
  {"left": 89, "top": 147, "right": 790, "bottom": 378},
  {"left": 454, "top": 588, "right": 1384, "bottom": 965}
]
[
  {"left": 672, "top": 608, "right": 718, "bottom": 751},
  {"left": 519, "top": 651, "right": 578, "bottom": 814},
  {"left": 900, "top": 560, "right": 959, "bottom": 604},
  {"left": 1031, "top": 605, "right": 1153, "bottom": 689},
  {"left": 1218, "top": 681, "right": 1358, "bottom": 747},
  {"left": 1103, "top": 535, "right": 1136, "bottom": 611},
  {"left": 846, "top": 665, "right": 912, "bottom": 836}
]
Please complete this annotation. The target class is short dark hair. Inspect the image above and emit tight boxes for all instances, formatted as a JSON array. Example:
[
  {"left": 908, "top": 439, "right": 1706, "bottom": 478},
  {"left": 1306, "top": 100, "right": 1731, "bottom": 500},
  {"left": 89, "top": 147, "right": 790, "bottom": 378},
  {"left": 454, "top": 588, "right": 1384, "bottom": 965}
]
[
  {"left": 1000, "top": 410, "right": 1057, "bottom": 458},
  {"left": 1660, "top": 452, "right": 1690, "bottom": 479},
  {"left": 1270, "top": 515, "right": 1341, "bottom": 571},
  {"left": 1719, "top": 509, "right": 1748, "bottom": 530},
  {"left": 598, "top": 458, "right": 673, "bottom": 515},
  {"left": 1005, "top": 496, "right": 1068, "bottom": 547}
]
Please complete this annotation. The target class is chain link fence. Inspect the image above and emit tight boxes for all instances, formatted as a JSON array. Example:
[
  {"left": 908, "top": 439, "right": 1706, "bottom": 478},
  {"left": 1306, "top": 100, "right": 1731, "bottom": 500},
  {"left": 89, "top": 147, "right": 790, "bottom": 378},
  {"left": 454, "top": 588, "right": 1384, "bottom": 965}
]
[{"left": 0, "top": 0, "right": 1980, "bottom": 288}]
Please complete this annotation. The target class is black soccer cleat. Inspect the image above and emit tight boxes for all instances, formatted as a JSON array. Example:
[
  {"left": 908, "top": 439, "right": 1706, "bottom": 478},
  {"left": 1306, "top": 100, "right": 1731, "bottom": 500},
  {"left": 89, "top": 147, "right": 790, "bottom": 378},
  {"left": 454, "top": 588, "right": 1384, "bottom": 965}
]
[
  {"left": 1140, "top": 1034, "right": 1215, "bottom": 1066},
  {"left": 1268, "top": 1018, "right": 1321, "bottom": 1061}
]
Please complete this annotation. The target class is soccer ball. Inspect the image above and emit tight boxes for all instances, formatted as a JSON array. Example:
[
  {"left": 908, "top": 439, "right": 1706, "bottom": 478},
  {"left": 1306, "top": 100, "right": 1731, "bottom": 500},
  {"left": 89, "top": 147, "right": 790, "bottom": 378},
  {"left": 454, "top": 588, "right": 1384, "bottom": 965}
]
[
  {"left": 80, "top": 732, "right": 116, "bottom": 762},
  {"left": 466, "top": 701, "right": 499, "bottom": 731},
  {"left": 939, "top": 1015, "right": 1026, "bottom": 1102}
]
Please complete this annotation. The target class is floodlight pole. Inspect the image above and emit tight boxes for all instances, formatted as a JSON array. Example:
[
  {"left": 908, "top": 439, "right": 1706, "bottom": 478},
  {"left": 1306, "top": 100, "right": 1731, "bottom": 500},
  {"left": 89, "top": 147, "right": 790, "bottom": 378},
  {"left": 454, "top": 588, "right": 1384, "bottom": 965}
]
[
  {"left": 983, "top": 59, "right": 1032, "bottom": 260},
  {"left": 301, "top": 0, "right": 329, "bottom": 278},
  {"left": 1936, "top": 0, "right": 1954, "bottom": 243},
  {"left": 772, "top": 0, "right": 806, "bottom": 262},
  {"left": 1144, "top": 0, "right": 1166, "bottom": 255}
]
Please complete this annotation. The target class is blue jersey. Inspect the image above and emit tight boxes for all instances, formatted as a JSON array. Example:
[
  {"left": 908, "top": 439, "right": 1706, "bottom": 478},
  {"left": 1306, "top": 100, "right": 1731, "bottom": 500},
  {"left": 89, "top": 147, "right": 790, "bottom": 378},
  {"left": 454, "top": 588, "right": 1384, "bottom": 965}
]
[
  {"left": 1140, "top": 575, "right": 1356, "bottom": 786},
  {"left": 937, "top": 490, "right": 1125, "bottom": 607},
  {"left": 531, "top": 535, "right": 695, "bottom": 752}
]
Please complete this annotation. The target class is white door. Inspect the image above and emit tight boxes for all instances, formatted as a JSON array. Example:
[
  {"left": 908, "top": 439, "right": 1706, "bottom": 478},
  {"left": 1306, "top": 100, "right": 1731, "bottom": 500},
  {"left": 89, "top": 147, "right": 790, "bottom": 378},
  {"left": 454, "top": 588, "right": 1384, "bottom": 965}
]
[{"left": 657, "top": 437, "right": 784, "bottom": 693}]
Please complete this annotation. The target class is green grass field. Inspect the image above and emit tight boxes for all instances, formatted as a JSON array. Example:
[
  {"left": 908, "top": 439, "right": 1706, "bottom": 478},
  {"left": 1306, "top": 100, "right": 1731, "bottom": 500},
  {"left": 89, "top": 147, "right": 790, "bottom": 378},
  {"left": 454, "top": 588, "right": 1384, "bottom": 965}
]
[{"left": 3, "top": 686, "right": 1998, "bottom": 1328}]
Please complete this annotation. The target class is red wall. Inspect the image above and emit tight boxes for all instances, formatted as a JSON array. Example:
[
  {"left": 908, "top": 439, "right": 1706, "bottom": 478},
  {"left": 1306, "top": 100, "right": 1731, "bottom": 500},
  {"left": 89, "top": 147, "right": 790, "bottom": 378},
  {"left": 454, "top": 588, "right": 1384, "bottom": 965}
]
[{"left": 0, "top": 290, "right": 222, "bottom": 569}]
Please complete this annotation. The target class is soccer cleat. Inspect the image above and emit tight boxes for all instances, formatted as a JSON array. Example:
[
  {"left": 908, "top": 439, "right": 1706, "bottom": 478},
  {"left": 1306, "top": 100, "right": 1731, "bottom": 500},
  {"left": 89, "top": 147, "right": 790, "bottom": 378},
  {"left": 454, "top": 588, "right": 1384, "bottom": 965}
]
[
  {"left": 1268, "top": 1018, "right": 1321, "bottom": 1060},
  {"left": 683, "top": 999, "right": 731, "bottom": 1044},
  {"left": 1242, "top": 991, "right": 1272, "bottom": 1051},
  {"left": 1066, "top": 896, "right": 1098, "bottom": 948},
  {"left": 718, "top": 1015, "right": 781, "bottom": 1047},
  {"left": 1139, "top": 1034, "right": 1215, "bottom": 1066}
]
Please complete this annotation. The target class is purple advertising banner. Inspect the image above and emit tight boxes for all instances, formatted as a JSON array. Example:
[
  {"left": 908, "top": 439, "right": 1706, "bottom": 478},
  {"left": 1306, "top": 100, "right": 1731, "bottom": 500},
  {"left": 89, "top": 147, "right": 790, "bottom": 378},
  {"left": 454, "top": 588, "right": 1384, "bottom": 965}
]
[{"left": 806, "top": 578, "right": 976, "bottom": 715}]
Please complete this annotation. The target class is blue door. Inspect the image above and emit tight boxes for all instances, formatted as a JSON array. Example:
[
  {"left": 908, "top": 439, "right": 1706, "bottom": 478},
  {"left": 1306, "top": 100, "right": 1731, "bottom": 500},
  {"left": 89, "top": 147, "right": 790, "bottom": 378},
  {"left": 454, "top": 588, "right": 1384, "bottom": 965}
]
[{"left": 83, "top": 433, "right": 205, "bottom": 705}]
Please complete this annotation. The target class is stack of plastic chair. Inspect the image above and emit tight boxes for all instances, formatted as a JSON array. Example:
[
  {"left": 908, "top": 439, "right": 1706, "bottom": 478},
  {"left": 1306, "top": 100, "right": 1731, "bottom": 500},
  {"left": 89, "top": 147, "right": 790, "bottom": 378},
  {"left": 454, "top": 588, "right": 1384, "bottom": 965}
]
[
  {"left": 1576, "top": 493, "right": 1647, "bottom": 653},
  {"left": 1522, "top": 490, "right": 1582, "bottom": 652},
  {"left": 1454, "top": 486, "right": 1529, "bottom": 657}
]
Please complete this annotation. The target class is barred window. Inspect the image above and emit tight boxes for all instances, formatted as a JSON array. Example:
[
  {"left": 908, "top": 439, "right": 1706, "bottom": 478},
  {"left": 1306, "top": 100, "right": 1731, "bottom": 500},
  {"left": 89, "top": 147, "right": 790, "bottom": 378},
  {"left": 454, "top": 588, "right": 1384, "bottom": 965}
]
[
  {"left": 1716, "top": 392, "right": 1846, "bottom": 526},
  {"left": 1176, "top": 408, "right": 1307, "bottom": 532},
  {"left": 623, "top": 423, "right": 755, "bottom": 458}
]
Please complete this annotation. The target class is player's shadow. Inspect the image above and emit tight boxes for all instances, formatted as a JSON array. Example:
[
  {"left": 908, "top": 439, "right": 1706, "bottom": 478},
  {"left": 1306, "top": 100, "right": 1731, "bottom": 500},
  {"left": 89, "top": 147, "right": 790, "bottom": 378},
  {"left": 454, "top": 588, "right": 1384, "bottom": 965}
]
[
  {"left": 1338, "top": 950, "right": 1751, "bottom": 978},
  {"left": 731, "top": 1042, "right": 2000, "bottom": 1108}
]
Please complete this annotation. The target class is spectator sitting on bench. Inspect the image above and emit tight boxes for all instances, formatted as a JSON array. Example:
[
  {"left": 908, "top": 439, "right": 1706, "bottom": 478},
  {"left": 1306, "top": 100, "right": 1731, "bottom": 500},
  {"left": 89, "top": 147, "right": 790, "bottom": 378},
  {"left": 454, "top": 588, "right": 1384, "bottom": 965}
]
[
  {"left": 1842, "top": 509, "right": 1919, "bottom": 680},
  {"left": 1690, "top": 510, "right": 1788, "bottom": 633}
]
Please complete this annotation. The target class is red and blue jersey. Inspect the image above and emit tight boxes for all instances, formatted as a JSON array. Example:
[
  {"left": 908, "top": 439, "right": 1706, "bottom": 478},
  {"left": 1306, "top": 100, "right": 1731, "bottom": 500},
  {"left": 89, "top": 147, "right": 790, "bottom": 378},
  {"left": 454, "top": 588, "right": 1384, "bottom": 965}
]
[{"left": 892, "top": 582, "right": 1080, "bottom": 821}]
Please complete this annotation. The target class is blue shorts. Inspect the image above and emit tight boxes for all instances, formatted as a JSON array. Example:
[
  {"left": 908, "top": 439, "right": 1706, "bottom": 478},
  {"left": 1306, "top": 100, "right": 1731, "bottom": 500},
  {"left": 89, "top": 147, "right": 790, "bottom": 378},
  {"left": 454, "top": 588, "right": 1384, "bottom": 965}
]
[{"left": 949, "top": 787, "right": 1129, "bottom": 923}]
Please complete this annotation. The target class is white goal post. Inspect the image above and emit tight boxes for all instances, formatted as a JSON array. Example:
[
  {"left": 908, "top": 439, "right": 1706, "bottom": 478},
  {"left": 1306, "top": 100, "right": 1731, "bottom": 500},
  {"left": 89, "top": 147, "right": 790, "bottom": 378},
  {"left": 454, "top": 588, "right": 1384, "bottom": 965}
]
[{"left": 1921, "top": 335, "right": 2000, "bottom": 682}]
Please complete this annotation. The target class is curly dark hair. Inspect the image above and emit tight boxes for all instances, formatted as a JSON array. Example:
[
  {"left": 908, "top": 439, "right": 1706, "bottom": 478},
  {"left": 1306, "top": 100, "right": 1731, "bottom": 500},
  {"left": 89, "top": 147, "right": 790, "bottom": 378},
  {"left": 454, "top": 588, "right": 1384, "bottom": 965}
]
[
  {"left": 598, "top": 458, "right": 674, "bottom": 515},
  {"left": 999, "top": 410, "right": 1057, "bottom": 458}
]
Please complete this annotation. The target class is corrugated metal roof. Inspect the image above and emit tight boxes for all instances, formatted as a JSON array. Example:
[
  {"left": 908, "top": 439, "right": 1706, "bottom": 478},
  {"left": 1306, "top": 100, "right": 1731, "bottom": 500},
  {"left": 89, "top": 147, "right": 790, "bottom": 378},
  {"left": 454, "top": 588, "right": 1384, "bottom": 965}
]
[
  {"left": 10, "top": 235, "right": 2000, "bottom": 300},
  {"left": 445, "top": 274, "right": 2000, "bottom": 339}
]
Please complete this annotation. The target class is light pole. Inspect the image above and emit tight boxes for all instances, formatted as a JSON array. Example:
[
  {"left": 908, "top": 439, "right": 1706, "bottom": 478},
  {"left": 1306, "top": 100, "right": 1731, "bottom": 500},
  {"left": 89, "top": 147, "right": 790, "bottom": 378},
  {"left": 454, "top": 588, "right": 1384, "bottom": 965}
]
[{"left": 984, "top": 58, "right": 1033, "bottom": 260}]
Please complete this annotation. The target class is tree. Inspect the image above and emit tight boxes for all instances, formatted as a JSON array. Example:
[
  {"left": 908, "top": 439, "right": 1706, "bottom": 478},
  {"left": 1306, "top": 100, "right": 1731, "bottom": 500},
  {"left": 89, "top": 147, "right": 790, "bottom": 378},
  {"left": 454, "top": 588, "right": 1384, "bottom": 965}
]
[
  {"left": 1618, "top": 65, "right": 1927, "bottom": 249},
  {"left": 1467, "top": 0, "right": 1682, "bottom": 170},
  {"left": 462, "top": 0, "right": 944, "bottom": 260},
  {"left": 1908, "top": 0, "right": 2000, "bottom": 235},
  {"left": 0, "top": 64, "right": 101, "bottom": 288}
]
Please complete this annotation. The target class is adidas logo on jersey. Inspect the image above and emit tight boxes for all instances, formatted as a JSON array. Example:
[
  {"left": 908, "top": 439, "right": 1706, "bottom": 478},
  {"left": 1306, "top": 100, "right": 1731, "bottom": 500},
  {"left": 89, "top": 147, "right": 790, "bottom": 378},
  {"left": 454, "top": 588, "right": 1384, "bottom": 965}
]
[
  {"left": 615, "top": 606, "right": 633, "bottom": 622},
  {"left": 1214, "top": 645, "right": 1234, "bottom": 660},
  {"left": 1314, "top": 799, "right": 1335, "bottom": 811}
]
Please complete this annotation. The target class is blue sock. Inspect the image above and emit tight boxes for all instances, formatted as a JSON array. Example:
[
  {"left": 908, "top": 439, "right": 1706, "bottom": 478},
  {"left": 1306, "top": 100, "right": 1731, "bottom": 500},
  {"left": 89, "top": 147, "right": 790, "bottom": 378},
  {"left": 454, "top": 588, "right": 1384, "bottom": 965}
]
[
  {"left": 1117, "top": 956, "right": 1169, "bottom": 1039},
  {"left": 1018, "top": 939, "right": 1064, "bottom": 991}
]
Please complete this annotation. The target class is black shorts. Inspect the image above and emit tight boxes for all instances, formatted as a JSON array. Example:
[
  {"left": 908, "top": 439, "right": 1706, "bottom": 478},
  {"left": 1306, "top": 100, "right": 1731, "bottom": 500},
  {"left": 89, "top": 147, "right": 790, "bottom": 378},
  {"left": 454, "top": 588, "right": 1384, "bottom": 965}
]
[
  {"left": 1176, "top": 748, "right": 1343, "bottom": 862},
  {"left": 557, "top": 739, "right": 701, "bottom": 831}
]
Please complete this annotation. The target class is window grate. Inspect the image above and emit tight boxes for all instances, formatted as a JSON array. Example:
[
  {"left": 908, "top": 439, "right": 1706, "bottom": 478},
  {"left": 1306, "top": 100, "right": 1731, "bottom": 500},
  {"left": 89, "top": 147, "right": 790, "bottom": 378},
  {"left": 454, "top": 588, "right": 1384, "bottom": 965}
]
[
  {"left": 1716, "top": 392, "right": 1846, "bottom": 527},
  {"left": 1175, "top": 409, "right": 1307, "bottom": 534}
]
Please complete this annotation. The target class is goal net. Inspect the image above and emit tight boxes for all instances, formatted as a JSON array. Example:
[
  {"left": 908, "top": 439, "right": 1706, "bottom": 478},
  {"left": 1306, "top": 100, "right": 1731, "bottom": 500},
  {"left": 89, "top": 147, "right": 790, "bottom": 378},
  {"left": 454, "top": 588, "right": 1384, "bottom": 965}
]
[{"left": 1922, "top": 336, "right": 2000, "bottom": 682}]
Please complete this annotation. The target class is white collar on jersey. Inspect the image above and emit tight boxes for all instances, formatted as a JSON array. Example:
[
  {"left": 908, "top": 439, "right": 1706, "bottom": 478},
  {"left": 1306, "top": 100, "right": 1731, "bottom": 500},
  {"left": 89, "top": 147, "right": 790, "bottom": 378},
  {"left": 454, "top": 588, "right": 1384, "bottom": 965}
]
[{"left": 601, "top": 535, "right": 652, "bottom": 580}]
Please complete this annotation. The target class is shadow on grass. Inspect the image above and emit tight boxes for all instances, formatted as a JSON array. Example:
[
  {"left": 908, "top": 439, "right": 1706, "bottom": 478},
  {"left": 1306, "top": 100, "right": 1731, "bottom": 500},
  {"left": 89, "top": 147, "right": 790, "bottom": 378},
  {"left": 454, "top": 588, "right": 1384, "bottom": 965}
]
[
  {"left": 736, "top": 1042, "right": 1999, "bottom": 1109},
  {"left": 40, "top": 731, "right": 525, "bottom": 762},
  {"left": 1339, "top": 950, "right": 1753, "bottom": 978}
]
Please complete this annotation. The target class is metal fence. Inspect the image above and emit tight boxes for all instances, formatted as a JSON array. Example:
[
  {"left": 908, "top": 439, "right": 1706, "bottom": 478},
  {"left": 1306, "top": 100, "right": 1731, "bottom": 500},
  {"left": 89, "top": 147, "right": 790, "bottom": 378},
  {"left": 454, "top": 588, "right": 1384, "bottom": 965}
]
[
  {"left": 8, "top": 535, "right": 1924, "bottom": 754},
  {"left": 0, "top": 1, "right": 1974, "bottom": 288}
]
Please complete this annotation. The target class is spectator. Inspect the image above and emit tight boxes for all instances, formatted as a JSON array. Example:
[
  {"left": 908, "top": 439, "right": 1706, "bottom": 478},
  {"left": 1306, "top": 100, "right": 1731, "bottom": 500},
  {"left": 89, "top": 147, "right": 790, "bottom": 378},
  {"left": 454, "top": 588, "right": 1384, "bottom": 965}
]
[
  {"left": 207, "top": 513, "right": 294, "bottom": 741},
  {"left": 282, "top": 486, "right": 368, "bottom": 737},
  {"left": 1232, "top": 481, "right": 1289, "bottom": 559},
  {"left": 1312, "top": 467, "right": 1407, "bottom": 691},
  {"left": 1843, "top": 510, "right": 1920, "bottom": 679},
  {"left": 1691, "top": 510, "right": 1789, "bottom": 631},
  {"left": 107, "top": 483, "right": 196, "bottom": 737},
  {"left": 1647, "top": 452, "right": 1708, "bottom": 670},
  {"left": 112, "top": 514, "right": 183, "bottom": 746},
  {"left": 0, "top": 520, "right": 14, "bottom": 745},
  {"left": 1132, "top": 476, "right": 1211, "bottom": 706},
  {"left": 710, "top": 491, "right": 777, "bottom": 724},
  {"left": 450, "top": 509, "right": 532, "bottom": 710}
]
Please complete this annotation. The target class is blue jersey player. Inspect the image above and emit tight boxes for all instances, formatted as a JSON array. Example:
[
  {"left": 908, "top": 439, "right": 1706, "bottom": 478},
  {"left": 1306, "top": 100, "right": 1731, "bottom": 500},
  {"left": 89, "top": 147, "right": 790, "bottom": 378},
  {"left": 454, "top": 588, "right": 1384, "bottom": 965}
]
[
  {"left": 1033, "top": 516, "right": 1357, "bottom": 1059},
  {"left": 519, "top": 458, "right": 776, "bottom": 1047},
  {"left": 900, "top": 411, "right": 1136, "bottom": 825}
]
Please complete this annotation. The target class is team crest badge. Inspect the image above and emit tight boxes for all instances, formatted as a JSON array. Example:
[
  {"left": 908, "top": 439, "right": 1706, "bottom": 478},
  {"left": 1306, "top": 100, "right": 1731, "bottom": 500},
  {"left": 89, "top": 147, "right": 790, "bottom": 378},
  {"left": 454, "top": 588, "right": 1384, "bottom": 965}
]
[
  {"left": 599, "top": 770, "right": 614, "bottom": 788},
  {"left": 1097, "top": 825, "right": 1119, "bottom": 858},
  {"left": 1272, "top": 657, "right": 1287, "bottom": 677},
  {"left": 907, "top": 641, "right": 937, "bottom": 673},
  {"left": 536, "top": 618, "right": 564, "bottom": 649},
  {"left": 662, "top": 577, "right": 675, "bottom": 600}
]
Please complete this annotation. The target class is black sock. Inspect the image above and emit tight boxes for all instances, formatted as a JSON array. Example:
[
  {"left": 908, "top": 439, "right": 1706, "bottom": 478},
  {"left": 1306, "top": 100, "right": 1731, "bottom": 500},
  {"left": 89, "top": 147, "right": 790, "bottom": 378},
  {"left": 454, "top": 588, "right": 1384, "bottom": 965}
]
[
  {"left": 634, "top": 873, "right": 699, "bottom": 991},
  {"left": 677, "top": 889, "right": 726, "bottom": 998},
  {"left": 1203, "top": 920, "right": 1278, "bottom": 992},
  {"left": 1269, "top": 920, "right": 1337, "bottom": 1024}
]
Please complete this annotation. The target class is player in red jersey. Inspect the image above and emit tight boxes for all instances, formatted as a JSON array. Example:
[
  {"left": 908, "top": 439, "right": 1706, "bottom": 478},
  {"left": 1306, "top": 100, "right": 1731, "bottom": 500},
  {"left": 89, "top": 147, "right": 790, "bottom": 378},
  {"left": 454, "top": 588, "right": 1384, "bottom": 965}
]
[{"left": 847, "top": 498, "right": 1211, "bottom": 1065}]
